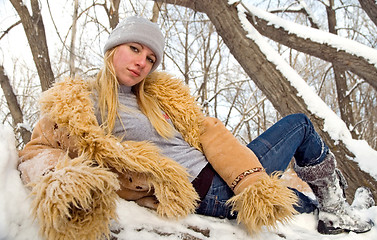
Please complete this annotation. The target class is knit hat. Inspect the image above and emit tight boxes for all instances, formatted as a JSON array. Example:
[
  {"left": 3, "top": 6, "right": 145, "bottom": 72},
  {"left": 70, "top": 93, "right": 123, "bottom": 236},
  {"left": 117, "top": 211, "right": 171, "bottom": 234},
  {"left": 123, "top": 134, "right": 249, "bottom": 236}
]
[{"left": 103, "top": 16, "right": 165, "bottom": 73}]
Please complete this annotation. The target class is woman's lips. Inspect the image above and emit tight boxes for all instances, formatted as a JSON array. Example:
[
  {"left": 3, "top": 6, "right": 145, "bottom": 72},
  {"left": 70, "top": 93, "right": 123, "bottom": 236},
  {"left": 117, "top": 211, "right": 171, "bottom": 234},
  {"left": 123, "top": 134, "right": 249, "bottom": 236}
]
[{"left": 128, "top": 69, "right": 140, "bottom": 77}]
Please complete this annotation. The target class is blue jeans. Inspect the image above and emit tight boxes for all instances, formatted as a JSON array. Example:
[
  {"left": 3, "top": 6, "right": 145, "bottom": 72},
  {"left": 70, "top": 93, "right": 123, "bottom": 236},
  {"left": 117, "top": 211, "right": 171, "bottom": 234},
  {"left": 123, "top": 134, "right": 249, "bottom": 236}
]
[{"left": 196, "top": 113, "right": 328, "bottom": 218}]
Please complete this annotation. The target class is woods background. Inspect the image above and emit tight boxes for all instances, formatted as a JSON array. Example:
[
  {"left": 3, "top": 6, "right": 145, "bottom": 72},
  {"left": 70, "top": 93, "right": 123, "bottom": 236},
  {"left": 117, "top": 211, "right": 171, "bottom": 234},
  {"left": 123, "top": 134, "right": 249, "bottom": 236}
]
[{"left": 1, "top": 0, "right": 376, "bottom": 202}]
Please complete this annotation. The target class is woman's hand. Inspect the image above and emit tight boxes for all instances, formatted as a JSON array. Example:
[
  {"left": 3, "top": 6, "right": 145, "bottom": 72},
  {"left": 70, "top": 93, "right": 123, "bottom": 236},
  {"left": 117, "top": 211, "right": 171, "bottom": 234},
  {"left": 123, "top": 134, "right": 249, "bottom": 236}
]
[{"left": 114, "top": 170, "right": 155, "bottom": 201}]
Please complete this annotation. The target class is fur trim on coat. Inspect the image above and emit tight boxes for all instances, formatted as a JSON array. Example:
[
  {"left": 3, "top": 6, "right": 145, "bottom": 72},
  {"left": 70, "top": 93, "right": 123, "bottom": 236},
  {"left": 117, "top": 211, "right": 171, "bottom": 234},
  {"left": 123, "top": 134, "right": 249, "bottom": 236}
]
[
  {"left": 200, "top": 118, "right": 298, "bottom": 234},
  {"left": 144, "top": 72, "right": 205, "bottom": 151},
  {"left": 28, "top": 72, "right": 202, "bottom": 240}
]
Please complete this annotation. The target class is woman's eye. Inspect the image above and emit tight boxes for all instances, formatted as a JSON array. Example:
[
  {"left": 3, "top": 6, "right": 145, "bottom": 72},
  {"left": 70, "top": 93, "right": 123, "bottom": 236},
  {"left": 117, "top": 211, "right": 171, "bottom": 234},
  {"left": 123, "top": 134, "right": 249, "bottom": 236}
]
[
  {"left": 147, "top": 57, "right": 155, "bottom": 64},
  {"left": 130, "top": 45, "right": 139, "bottom": 52}
]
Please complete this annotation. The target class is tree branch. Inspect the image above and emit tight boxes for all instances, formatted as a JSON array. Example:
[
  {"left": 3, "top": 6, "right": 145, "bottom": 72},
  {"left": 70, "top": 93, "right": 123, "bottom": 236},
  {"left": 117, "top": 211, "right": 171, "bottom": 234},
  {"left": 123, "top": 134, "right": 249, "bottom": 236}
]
[
  {"left": 9, "top": 0, "right": 55, "bottom": 91},
  {"left": 244, "top": 11, "right": 377, "bottom": 91},
  {"left": 359, "top": 0, "right": 377, "bottom": 27},
  {"left": 0, "top": 65, "right": 31, "bottom": 144},
  {"left": 0, "top": 20, "right": 21, "bottom": 40},
  {"left": 153, "top": 0, "right": 201, "bottom": 12}
]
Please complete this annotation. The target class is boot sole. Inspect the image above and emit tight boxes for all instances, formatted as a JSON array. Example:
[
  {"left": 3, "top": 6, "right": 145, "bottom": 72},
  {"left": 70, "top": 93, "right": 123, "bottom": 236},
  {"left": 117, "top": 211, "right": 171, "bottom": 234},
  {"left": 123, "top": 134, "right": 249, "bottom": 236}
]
[{"left": 318, "top": 220, "right": 373, "bottom": 235}]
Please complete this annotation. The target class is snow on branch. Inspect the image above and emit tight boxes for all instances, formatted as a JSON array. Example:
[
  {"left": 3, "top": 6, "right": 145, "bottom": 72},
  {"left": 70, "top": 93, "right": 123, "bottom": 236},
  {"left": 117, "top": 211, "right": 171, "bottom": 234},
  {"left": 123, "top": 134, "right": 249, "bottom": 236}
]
[
  {"left": 239, "top": 1, "right": 377, "bottom": 90},
  {"left": 235, "top": 2, "right": 377, "bottom": 179}
]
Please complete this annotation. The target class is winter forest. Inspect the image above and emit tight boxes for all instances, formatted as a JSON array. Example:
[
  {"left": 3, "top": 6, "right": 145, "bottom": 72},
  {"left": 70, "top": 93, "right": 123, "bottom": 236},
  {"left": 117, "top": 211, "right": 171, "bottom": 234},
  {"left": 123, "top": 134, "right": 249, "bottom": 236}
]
[{"left": 0, "top": 0, "right": 377, "bottom": 239}]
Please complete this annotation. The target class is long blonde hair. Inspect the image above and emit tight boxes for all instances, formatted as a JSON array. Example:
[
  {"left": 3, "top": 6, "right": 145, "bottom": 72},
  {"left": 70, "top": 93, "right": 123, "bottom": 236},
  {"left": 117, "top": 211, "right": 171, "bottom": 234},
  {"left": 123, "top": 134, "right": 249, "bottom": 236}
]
[{"left": 93, "top": 47, "right": 174, "bottom": 138}]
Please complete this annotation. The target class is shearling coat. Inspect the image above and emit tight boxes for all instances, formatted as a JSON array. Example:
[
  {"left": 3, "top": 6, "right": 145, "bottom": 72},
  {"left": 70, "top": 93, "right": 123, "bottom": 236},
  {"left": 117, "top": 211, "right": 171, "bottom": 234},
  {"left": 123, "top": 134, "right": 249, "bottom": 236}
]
[
  {"left": 19, "top": 71, "right": 204, "bottom": 198},
  {"left": 18, "top": 71, "right": 297, "bottom": 239},
  {"left": 18, "top": 71, "right": 205, "bottom": 240}
]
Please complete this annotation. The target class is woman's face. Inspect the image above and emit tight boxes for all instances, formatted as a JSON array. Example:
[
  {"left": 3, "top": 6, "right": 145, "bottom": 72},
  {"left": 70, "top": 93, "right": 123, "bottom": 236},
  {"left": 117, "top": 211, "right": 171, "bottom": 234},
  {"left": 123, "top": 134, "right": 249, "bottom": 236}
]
[{"left": 113, "top": 42, "right": 156, "bottom": 87}]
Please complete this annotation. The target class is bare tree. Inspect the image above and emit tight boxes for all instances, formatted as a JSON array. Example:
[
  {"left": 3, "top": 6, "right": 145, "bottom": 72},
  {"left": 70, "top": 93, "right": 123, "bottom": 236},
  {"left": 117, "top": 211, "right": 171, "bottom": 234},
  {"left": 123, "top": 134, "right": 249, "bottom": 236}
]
[
  {"left": 325, "top": 0, "right": 356, "bottom": 135},
  {"left": 151, "top": 2, "right": 163, "bottom": 22},
  {"left": 152, "top": 0, "right": 377, "bottom": 202},
  {"left": 103, "top": 0, "right": 121, "bottom": 29},
  {"left": 9, "top": 0, "right": 55, "bottom": 91},
  {"left": 359, "top": 0, "right": 377, "bottom": 27},
  {"left": 246, "top": 0, "right": 377, "bottom": 149},
  {"left": 244, "top": 8, "right": 377, "bottom": 91},
  {"left": 162, "top": 7, "right": 203, "bottom": 84},
  {"left": 0, "top": 20, "right": 21, "bottom": 41},
  {"left": 0, "top": 65, "right": 31, "bottom": 144},
  {"left": 69, "top": 0, "right": 79, "bottom": 78}
]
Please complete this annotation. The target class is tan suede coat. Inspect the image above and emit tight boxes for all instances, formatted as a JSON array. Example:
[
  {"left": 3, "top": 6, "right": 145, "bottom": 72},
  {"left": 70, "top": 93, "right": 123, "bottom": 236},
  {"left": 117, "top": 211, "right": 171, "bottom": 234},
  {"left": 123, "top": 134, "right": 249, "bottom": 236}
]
[
  {"left": 18, "top": 71, "right": 297, "bottom": 239},
  {"left": 19, "top": 70, "right": 206, "bottom": 192},
  {"left": 19, "top": 72, "right": 204, "bottom": 206},
  {"left": 18, "top": 72, "right": 206, "bottom": 240}
]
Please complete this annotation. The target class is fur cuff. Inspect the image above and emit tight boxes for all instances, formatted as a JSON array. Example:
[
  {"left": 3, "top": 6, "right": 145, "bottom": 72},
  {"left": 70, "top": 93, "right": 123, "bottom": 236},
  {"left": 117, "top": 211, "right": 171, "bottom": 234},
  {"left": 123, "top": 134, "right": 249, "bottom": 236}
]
[
  {"left": 120, "top": 141, "right": 199, "bottom": 218},
  {"left": 227, "top": 173, "right": 298, "bottom": 234},
  {"left": 30, "top": 155, "right": 120, "bottom": 240}
]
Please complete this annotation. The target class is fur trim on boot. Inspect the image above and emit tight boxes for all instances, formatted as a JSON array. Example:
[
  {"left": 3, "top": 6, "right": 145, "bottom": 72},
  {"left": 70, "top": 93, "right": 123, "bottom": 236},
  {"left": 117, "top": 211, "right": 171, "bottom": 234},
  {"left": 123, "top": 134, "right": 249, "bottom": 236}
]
[
  {"left": 30, "top": 155, "right": 120, "bottom": 240},
  {"left": 227, "top": 173, "right": 298, "bottom": 234},
  {"left": 295, "top": 152, "right": 374, "bottom": 234}
]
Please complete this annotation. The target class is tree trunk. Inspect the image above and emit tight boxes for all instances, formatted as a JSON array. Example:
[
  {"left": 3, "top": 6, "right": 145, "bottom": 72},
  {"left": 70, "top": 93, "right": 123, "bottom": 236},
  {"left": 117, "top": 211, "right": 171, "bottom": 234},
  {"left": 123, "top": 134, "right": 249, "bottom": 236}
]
[
  {"left": 10, "top": 0, "right": 55, "bottom": 91},
  {"left": 359, "top": 0, "right": 377, "bottom": 27},
  {"left": 326, "top": 1, "right": 356, "bottom": 135},
  {"left": 152, "top": 0, "right": 377, "bottom": 202},
  {"left": 106, "top": 0, "right": 120, "bottom": 29},
  {"left": 0, "top": 65, "right": 31, "bottom": 144},
  {"left": 69, "top": 0, "right": 79, "bottom": 78},
  {"left": 151, "top": 2, "right": 163, "bottom": 23}
]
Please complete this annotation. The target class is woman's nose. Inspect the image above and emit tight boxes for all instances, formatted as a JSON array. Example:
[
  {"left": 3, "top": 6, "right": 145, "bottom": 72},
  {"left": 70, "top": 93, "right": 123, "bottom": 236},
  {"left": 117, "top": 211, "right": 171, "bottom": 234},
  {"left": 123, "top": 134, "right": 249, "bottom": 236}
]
[{"left": 135, "top": 55, "right": 147, "bottom": 68}]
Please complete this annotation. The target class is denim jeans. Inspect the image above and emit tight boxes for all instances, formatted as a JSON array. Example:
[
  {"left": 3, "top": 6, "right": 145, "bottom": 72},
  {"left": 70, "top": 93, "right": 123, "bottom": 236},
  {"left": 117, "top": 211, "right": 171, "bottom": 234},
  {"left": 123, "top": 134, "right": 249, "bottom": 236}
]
[{"left": 196, "top": 113, "right": 328, "bottom": 218}]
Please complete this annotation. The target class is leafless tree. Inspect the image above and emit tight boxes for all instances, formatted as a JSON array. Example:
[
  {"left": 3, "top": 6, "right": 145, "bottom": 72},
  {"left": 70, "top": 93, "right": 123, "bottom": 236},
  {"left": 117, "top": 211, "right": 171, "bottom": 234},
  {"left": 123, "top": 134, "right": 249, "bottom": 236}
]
[
  {"left": 9, "top": 0, "right": 55, "bottom": 91},
  {"left": 0, "top": 65, "right": 31, "bottom": 144},
  {"left": 359, "top": 0, "right": 377, "bottom": 26},
  {"left": 151, "top": 0, "right": 377, "bottom": 202}
]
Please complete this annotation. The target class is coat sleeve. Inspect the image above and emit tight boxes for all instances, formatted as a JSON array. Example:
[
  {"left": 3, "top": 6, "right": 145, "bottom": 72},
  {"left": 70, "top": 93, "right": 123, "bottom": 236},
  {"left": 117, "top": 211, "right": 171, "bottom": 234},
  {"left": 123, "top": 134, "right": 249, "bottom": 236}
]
[
  {"left": 18, "top": 116, "right": 156, "bottom": 204},
  {"left": 18, "top": 116, "right": 78, "bottom": 184}
]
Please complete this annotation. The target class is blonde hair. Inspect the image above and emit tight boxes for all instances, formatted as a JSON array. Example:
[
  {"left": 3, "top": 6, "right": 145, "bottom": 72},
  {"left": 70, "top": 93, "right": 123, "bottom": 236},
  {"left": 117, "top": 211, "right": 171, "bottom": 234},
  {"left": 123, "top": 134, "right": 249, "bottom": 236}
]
[
  {"left": 93, "top": 47, "right": 174, "bottom": 138},
  {"left": 133, "top": 79, "right": 175, "bottom": 139}
]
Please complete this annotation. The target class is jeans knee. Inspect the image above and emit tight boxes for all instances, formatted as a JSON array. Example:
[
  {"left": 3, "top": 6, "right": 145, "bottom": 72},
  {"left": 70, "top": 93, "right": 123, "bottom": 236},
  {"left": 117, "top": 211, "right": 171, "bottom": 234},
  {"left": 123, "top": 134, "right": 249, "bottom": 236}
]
[
  {"left": 284, "top": 113, "right": 311, "bottom": 127},
  {"left": 283, "top": 113, "right": 315, "bottom": 143}
]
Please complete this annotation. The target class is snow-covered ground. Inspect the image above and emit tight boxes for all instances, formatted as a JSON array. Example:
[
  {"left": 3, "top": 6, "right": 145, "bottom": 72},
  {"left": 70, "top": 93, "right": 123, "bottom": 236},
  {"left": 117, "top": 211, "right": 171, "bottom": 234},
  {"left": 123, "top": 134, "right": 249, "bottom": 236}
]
[{"left": 1, "top": 124, "right": 376, "bottom": 240}]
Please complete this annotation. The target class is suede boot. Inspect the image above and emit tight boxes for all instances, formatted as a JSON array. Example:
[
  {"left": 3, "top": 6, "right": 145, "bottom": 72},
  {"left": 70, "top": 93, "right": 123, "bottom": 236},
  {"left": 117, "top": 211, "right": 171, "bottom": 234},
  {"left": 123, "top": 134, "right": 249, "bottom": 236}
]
[{"left": 294, "top": 152, "right": 374, "bottom": 234}]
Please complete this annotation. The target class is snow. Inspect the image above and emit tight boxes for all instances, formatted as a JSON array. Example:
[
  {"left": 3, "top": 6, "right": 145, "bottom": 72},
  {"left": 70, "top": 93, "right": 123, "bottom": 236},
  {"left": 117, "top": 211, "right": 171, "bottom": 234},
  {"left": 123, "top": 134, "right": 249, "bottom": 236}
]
[
  {"left": 1, "top": 124, "right": 376, "bottom": 240},
  {"left": 236, "top": 2, "right": 377, "bottom": 180},
  {"left": 0, "top": 125, "right": 39, "bottom": 240},
  {"left": 239, "top": 2, "right": 377, "bottom": 68}
]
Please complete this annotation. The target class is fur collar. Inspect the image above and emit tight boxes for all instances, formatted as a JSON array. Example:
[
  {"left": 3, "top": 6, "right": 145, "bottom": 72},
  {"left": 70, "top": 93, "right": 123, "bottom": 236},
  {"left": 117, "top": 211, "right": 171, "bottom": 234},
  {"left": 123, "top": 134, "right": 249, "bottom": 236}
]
[{"left": 144, "top": 71, "right": 204, "bottom": 151}]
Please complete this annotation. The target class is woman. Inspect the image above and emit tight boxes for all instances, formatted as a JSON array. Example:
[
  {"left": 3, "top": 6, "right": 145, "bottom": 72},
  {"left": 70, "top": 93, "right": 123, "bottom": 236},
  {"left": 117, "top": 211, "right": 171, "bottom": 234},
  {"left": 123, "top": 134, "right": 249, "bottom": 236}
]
[{"left": 18, "top": 16, "right": 374, "bottom": 240}]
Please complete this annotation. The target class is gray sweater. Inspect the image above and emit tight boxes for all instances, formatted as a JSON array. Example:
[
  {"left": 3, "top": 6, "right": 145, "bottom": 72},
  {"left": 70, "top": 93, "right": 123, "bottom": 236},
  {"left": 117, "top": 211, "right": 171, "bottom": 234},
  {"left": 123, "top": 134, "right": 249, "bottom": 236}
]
[{"left": 94, "top": 85, "right": 207, "bottom": 181}]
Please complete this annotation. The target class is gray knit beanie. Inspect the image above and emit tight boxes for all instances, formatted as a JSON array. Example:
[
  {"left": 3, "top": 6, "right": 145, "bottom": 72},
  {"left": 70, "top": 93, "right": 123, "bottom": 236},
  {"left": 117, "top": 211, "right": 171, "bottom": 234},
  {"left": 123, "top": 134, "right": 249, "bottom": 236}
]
[{"left": 103, "top": 16, "right": 165, "bottom": 73}]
